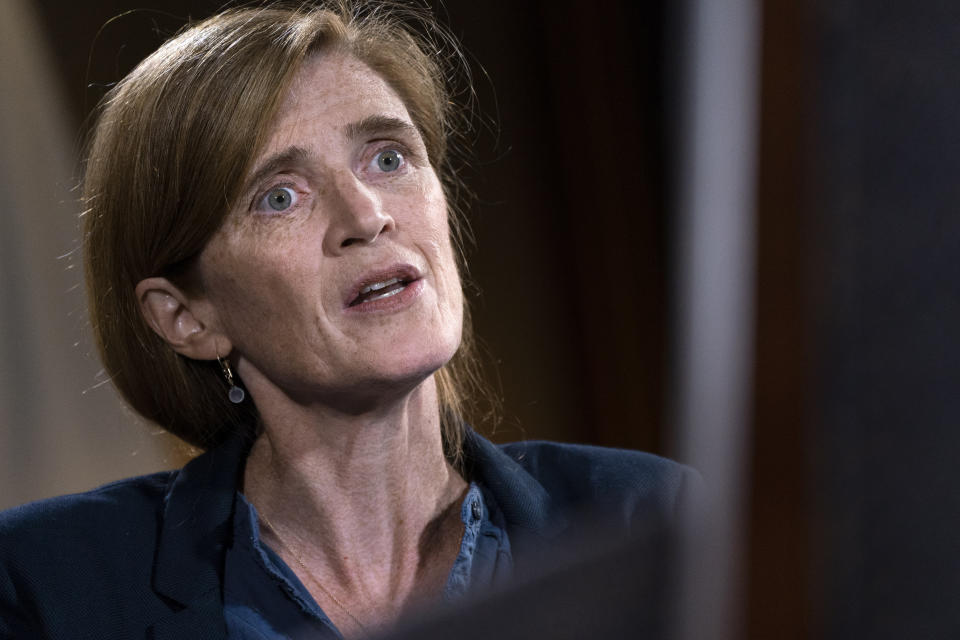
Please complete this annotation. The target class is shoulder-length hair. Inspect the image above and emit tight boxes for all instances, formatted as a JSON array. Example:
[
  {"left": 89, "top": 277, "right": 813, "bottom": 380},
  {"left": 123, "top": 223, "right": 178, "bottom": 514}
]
[{"left": 82, "top": 1, "right": 483, "bottom": 461}]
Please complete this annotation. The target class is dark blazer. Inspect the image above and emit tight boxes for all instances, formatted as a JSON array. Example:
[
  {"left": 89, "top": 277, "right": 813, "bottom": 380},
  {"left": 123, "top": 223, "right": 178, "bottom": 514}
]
[{"left": 0, "top": 429, "right": 696, "bottom": 639}]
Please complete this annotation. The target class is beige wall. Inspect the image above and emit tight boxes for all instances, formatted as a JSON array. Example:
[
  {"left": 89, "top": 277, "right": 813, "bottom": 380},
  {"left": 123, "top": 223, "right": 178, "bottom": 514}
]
[{"left": 0, "top": 0, "right": 175, "bottom": 510}]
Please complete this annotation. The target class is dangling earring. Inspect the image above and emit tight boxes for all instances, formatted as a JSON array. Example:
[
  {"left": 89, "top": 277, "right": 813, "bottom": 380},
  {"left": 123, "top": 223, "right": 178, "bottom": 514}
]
[{"left": 217, "top": 354, "right": 246, "bottom": 404}]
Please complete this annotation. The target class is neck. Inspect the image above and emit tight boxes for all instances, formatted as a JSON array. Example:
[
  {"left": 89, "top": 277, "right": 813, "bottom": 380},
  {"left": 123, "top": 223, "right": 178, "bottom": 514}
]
[{"left": 242, "top": 375, "right": 467, "bottom": 629}]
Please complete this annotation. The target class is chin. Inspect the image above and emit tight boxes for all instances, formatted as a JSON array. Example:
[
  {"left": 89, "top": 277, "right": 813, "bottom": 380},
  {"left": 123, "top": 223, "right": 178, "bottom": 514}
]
[
  {"left": 370, "top": 323, "right": 461, "bottom": 387},
  {"left": 323, "top": 354, "right": 452, "bottom": 415},
  {"left": 383, "top": 338, "right": 460, "bottom": 387},
  {"left": 376, "top": 306, "right": 462, "bottom": 374},
  {"left": 304, "top": 314, "right": 463, "bottom": 410}
]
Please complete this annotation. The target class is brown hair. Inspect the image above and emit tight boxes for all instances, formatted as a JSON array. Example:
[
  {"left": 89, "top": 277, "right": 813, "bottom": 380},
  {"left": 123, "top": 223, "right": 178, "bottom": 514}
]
[{"left": 82, "top": 1, "right": 484, "bottom": 459}]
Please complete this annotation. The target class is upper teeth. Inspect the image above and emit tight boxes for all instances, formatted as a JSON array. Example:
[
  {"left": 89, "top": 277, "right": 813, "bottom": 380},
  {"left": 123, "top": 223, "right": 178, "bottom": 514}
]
[{"left": 360, "top": 277, "right": 400, "bottom": 295}]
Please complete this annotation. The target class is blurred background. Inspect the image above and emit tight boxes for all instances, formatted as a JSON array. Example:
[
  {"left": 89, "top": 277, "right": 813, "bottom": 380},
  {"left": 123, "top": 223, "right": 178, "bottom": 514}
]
[{"left": 2, "top": 0, "right": 959, "bottom": 638}]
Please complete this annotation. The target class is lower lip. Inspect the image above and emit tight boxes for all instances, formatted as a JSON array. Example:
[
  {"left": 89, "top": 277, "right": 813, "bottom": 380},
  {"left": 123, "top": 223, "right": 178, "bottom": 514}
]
[{"left": 344, "top": 278, "right": 425, "bottom": 314}]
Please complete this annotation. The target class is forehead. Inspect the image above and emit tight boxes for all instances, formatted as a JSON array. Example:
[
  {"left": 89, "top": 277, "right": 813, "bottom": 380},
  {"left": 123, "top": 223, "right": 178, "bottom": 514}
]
[{"left": 261, "top": 52, "right": 413, "bottom": 153}]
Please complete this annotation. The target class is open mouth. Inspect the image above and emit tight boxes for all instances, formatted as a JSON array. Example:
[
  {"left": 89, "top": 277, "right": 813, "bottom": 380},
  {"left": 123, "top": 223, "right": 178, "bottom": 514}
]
[{"left": 348, "top": 276, "right": 413, "bottom": 307}]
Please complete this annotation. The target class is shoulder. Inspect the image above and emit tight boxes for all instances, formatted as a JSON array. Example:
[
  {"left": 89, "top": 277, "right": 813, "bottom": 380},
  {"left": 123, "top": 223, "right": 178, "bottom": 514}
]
[
  {"left": 497, "top": 439, "right": 690, "bottom": 488},
  {"left": 0, "top": 471, "right": 176, "bottom": 632},
  {"left": 0, "top": 435, "right": 246, "bottom": 637},
  {"left": 496, "top": 440, "right": 699, "bottom": 522},
  {"left": 0, "top": 471, "right": 174, "bottom": 546}
]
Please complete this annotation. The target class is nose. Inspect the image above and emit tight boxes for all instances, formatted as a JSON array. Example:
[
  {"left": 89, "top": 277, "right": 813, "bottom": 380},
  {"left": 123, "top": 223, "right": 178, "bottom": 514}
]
[{"left": 323, "top": 171, "right": 396, "bottom": 254}]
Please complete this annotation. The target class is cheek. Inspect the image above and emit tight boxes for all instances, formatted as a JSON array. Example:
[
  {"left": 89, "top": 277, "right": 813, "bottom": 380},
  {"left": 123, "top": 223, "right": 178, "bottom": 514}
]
[
  {"left": 424, "top": 216, "right": 461, "bottom": 296},
  {"left": 197, "top": 243, "right": 245, "bottom": 317},
  {"left": 198, "top": 233, "right": 313, "bottom": 342},
  {"left": 430, "top": 223, "right": 465, "bottom": 332},
  {"left": 420, "top": 187, "right": 459, "bottom": 272}
]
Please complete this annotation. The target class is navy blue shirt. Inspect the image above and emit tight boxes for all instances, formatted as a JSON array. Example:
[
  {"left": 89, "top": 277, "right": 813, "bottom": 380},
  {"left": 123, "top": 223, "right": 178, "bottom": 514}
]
[{"left": 223, "top": 483, "right": 512, "bottom": 639}]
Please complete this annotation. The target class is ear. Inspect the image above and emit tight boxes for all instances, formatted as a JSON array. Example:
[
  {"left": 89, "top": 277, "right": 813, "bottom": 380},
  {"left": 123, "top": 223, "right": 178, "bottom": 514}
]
[{"left": 135, "top": 277, "right": 231, "bottom": 361}]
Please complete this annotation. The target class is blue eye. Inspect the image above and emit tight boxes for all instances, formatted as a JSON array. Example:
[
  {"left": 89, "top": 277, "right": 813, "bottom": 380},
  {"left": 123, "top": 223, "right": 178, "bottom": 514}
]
[
  {"left": 261, "top": 187, "right": 296, "bottom": 211},
  {"left": 375, "top": 149, "right": 403, "bottom": 172}
]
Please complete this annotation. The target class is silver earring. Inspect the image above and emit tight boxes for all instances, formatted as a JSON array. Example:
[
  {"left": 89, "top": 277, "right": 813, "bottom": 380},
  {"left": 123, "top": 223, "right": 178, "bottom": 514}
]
[{"left": 218, "top": 355, "right": 245, "bottom": 404}]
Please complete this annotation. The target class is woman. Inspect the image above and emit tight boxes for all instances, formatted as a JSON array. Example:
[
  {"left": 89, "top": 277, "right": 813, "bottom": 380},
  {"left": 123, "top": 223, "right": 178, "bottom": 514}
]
[{"left": 0, "top": 3, "right": 695, "bottom": 638}]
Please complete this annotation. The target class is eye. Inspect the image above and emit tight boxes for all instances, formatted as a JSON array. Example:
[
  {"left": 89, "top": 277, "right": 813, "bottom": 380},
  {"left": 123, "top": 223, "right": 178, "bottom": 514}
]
[
  {"left": 374, "top": 149, "right": 404, "bottom": 172},
  {"left": 260, "top": 186, "right": 297, "bottom": 212}
]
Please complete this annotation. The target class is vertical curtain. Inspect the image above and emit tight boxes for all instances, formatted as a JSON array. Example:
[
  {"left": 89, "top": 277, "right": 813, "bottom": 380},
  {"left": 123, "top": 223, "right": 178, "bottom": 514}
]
[{"left": 670, "top": 0, "right": 761, "bottom": 638}]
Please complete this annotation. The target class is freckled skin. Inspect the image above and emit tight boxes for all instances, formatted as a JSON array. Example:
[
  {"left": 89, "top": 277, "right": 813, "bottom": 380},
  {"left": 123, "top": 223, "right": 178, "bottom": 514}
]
[
  {"left": 163, "top": 53, "right": 473, "bottom": 632},
  {"left": 195, "top": 53, "right": 464, "bottom": 412}
]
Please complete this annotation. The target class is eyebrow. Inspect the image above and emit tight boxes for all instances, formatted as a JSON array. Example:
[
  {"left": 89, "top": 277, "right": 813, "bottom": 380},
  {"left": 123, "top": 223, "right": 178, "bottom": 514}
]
[
  {"left": 344, "top": 115, "right": 420, "bottom": 142},
  {"left": 242, "top": 145, "right": 313, "bottom": 195}
]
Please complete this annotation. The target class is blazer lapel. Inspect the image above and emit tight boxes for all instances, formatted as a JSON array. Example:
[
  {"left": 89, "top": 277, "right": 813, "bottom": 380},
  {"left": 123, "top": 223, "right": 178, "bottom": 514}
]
[
  {"left": 148, "top": 433, "right": 251, "bottom": 640},
  {"left": 148, "top": 589, "right": 226, "bottom": 640}
]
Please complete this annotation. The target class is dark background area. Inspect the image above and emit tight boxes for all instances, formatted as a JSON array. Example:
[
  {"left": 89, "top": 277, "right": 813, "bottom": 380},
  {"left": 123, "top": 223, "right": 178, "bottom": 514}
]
[{"left": 25, "top": 0, "right": 960, "bottom": 638}]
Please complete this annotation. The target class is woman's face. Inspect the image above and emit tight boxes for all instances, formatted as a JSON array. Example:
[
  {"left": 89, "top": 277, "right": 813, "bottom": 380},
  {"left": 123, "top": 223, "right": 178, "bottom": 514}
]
[{"left": 196, "top": 53, "right": 463, "bottom": 409}]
